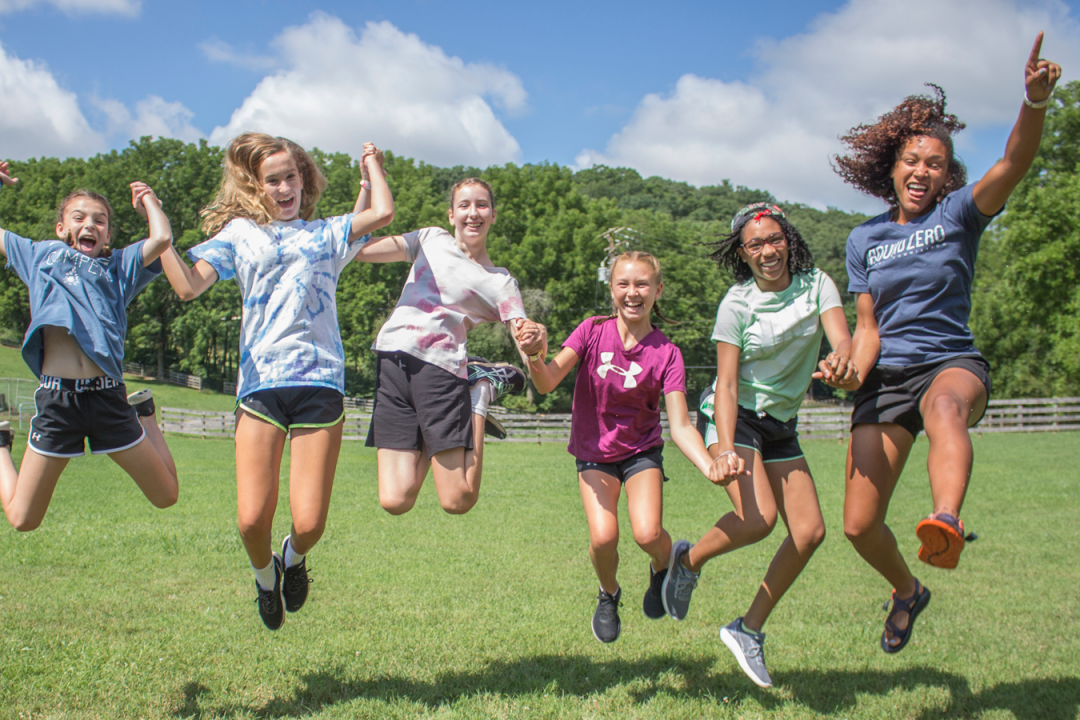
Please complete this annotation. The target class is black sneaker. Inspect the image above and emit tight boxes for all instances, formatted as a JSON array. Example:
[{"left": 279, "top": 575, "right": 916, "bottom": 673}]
[
  {"left": 0, "top": 421, "right": 11, "bottom": 450},
  {"left": 466, "top": 357, "right": 526, "bottom": 402},
  {"left": 484, "top": 412, "right": 508, "bottom": 440},
  {"left": 643, "top": 564, "right": 668, "bottom": 619},
  {"left": 592, "top": 586, "right": 622, "bottom": 643},
  {"left": 256, "top": 554, "right": 285, "bottom": 631},
  {"left": 281, "top": 535, "right": 311, "bottom": 613},
  {"left": 127, "top": 389, "right": 155, "bottom": 418}
]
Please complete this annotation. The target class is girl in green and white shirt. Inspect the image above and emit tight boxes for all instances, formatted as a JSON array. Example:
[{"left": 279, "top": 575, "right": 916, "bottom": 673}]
[{"left": 662, "top": 203, "right": 861, "bottom": 688}]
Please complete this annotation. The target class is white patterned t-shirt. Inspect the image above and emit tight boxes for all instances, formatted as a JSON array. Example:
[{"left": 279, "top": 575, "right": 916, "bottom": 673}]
[
  {"left": 188, "top": 215, "right": 367, "bottom": 397},
  {"left": 373, "top": 227, "right": 526, "bottom": 377}
]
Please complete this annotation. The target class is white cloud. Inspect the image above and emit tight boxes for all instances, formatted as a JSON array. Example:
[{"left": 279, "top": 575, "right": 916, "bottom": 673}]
[
  {"left": 92, "top": 95, "right": 204, "bottom": 144},
  {"left": 200, "top": 38, "right": 277, "bottom": 72},
  {"left": 209, "top": 14, "right": 526, "bottom": 168},
  {"left": 0, "top": 41, "right": 104, "bottom": 159},
  {"left": 0, "top": 0, "right": 138, "bottom": 16},
  {"left": 576, "top": 0, "right": 1080, "bottom": 211}
]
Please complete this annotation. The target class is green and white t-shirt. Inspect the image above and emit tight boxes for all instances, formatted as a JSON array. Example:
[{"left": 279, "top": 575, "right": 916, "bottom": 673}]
[{"left": 710, "top": 269, "right": 842, "bottom": 422}]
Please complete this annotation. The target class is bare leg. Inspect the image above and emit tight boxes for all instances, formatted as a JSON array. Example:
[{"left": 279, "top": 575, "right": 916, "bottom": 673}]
[
  {"left": 623, "top": 468, "right": 670, "bottom": 572},
  {"left": 684, "top": 447, "right": 777, "bottom": 573},
  {"left": 579, "top": 470, "right": 623, "bottom": 595},
  {"left": 377, "top": 447, "right": 432, "bottom": 515},
  {"left": 919, "top": 368, "right": 987, "bottom": 517},
  {"left": 429, "top": 413, "right": 487, "bottom": 514},
  {"left": 0, "top": 445, "right": 69, "bottom": 531},
  {"left": 286, "top": 422, "right": 343, "bottom": 555},
  {"left": 234, "top": 411, "right": 287, "bottom": 570},
  {"left": 108, "top": 419, "right": 179, "bottom": 509},
  {"left": 843, "top": 422, "right": 917, "bottom": 647},
  {"left": 743, "top": 458, "right": 825, "bottom": 631}
]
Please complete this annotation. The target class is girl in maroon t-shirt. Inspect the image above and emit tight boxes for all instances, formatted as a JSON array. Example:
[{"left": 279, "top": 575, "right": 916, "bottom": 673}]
[{"left": 521, "top": 251, "right": 719, "bottom": 643}]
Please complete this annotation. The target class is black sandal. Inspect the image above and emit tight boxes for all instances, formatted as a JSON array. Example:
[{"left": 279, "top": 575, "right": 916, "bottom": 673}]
[{"left": 881, "top": 580, "right": 931, "bottom": 654}]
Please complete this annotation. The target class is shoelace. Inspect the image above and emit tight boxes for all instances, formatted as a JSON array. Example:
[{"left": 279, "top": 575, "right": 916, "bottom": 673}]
[
  {"left": 597, "top": 591, "right": 620, "bottom": 620},
  {"left": 283, "top": 566, "right": 312, "bottom": 593},
  {"left": 673, "top": 569, "right": 698, "bottom": 600},
  {"left": 257, "top": 586, "right": 279, "bottom": 613}
]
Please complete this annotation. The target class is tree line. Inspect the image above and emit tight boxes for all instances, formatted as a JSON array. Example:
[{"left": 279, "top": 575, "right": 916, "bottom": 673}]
[{"left": 0, "top": 80, "right": 1075, "bottom": 410}]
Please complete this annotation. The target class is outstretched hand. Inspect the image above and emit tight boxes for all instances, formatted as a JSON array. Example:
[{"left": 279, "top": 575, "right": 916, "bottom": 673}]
[
  {"left": 0, "top": 161, "right": 18, "bottom": 188},
  {"left": 129, "top": 182, "right": 161, "bottom": 221},
  {"left": 360, "top": 142, "right": 387, "bottom": 181},
  {"left": 1025, "top": 32, "right": 1062, "bottom": 103}
]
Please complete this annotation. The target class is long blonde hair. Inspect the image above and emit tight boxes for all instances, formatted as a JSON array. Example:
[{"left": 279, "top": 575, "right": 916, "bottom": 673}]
[{"left": 200, "top": 133, "right": 328, "bottom": 236}]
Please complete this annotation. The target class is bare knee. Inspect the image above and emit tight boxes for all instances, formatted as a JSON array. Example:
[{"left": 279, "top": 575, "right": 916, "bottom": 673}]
[
  {"left": 844, "top": 517, "right": 878, "bottom": 548},
  {"left": 237, "top": 513, "right": 273, "bottom": 543},
  {"left": 632, "top": 525, "right": 663, "bottom": 554},
  {"left": 7, "top": 511, "right": 42, "bottom": 532},
  {"left": 742, "top": 511, "right": 777, "bottom": 545},
  {"left": 380, "top": 494, "right": 416, "bottom": 515},
  {"left": 440, "top": 492, "right": 478, "bottom": 515},
  {"left": 290, "top": 517, "right": 326, "bottom": 546},
  {"left": 924, "top": 392, "right": 968, "bottom": 427},
  {"left": 590, "top": 531, "right": 619, "bottom": 559},
  {"left": 149, "top": 485, "right": 178, "bottom": 509},
  {"left": 795, "top": 523, "right": 826, "bottom": 554}
]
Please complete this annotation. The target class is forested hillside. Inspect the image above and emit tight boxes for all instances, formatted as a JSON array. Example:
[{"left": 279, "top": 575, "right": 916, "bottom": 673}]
[{"left": 0, "top": 80, "right": 1075, "bottom": 408}]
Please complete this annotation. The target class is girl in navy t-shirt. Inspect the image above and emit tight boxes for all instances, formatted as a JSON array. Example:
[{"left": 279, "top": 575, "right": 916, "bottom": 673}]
[{"left": 833, "top": 34, "right": 1061, "bottom": 654}]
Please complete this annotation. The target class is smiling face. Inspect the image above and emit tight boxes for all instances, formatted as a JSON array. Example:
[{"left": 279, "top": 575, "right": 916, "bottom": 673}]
[
  {"left": 448, "top": 183, "right": 496, "bottom": 243},
  {"left": 259, "top": 151, "right": 304, "bottom": 222},
  {"left": 736, "top": 216, "right": 790, "bottom": 292},
  {"left": 56, "top": 197, "right": 111, "bottom": 258},
  {"left": 610, "top": 259, "right": 662, "bottom": 326},
  {"left": 892, "top": 135, "right": 950, "bottom": 224}
]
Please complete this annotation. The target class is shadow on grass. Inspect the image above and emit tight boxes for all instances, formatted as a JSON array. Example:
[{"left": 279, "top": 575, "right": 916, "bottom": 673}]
[{"left": 170, "top": 659, "right": 1080, "bottom": 718}]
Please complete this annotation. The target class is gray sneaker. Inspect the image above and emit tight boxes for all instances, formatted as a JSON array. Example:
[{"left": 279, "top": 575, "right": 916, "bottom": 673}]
[
  {"left": 591, "top": 586, "right": 622, "bottom": 643},
  {"left": 661, "top": 540, "right": 698, "bottom": 620},
  {"left": 720, "top": 617, "right": 773, "bottom": 688}
]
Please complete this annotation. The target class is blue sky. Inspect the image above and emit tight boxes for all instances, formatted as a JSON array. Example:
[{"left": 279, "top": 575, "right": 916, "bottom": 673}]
[{"left": 1, "top": 0, "right": 1078, "bottom": 212}]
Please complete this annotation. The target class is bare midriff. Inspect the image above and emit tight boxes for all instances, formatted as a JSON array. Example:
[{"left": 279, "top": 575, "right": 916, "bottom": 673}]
[{"left": 39, "top": 326, "right": 106, "bottom": 379}]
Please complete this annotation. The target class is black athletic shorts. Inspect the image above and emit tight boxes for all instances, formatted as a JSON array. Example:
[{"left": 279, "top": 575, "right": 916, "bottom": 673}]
[
  {"left": 732, "top": 406, "right": 803, "bottom": 463},
  {"left": 851, "top": 354, "right": 991, "bottom": 438},
  {"left": 238, "top": 386, "right": 345, "bottom": 432},
  {"left": 575, "top": 446, "right": 668, "bottom": 484},
  {"left": 365, "top": 351, "right": 473, "bottom": 457},
  {"left": 30, "top": 376, "right": 144, "bottom": 457}
]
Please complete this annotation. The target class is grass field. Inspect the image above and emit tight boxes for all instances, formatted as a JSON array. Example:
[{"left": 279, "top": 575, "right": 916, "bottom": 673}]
[{"left": 0, "top": 356, "right": 1078, "bottom": 718}]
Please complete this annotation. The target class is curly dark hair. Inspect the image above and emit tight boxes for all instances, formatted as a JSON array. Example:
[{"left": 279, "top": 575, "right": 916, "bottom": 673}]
[
  {"left": 708, "top": 211, "right": 814, "bottom": 284},
  {"left": 833, "top": 84, "right": 967, "bottom": 209}
]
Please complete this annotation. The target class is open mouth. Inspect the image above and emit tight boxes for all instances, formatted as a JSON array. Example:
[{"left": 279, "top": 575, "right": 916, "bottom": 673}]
[
  {"left": 77, "top": 236, "right": 97, "bottom": 253},
  {"left": 759, "top": 257, "right": 783, "bottom": 274},
  {"left": 906, "top": 183, "right": 928, "bottom": 203}
]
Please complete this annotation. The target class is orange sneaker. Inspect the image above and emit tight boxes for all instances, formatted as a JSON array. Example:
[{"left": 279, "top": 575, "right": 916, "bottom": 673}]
[{"left": 916, "top": 513, "right": 965, "bottom": 569}]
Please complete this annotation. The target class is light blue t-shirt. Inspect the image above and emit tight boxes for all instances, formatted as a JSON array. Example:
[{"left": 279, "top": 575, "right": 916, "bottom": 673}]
[
  {"left": 188, "top": 215, "right": 366, "bottom": 397},
  {"left": 3, "top": 232, "right": 162, "bottom": 382},
  {"left": 846, "top": 184, "right": 997, "bottom": 365}
]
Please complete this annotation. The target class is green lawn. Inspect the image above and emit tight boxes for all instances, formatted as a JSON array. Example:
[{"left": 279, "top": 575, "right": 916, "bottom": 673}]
[{"left": 1, "top": 425, "right": 1078, "bottom": 718}]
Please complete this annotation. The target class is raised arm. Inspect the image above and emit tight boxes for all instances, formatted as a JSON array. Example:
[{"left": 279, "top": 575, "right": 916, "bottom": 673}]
[
  {"left": 159, "top": 247, "right": 219, "bottom": 301},
  {"left": 664, "top": 390, "right": 725, "bottom": 484},
  {"left": 130, "top": 182, "right": 173, "bottom": 267},
  {"left": 349, "top": 145, "right": 394, "bottom": 242},
  {"left": 0, "top": 161, "right": 19, "bottom": 257},
  {"left": 813, "top": 306, "right": 861, "bottom": 391},
  {"left": 972, "top": 32, "right": 1062, "bottom": 216}
]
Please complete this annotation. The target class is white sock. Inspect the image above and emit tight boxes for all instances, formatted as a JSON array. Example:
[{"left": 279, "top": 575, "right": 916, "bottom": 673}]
[
  {"left": 283, "top": 536, "right": 305, "bottom": 568},
  {"left": 470, "top": 380, "right": 491, "bottom": 417},
  {"left": 253, "top": 558, "right": 278, "bottom": 591}
]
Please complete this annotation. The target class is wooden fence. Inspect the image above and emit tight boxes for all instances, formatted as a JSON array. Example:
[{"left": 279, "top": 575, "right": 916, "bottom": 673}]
[{"left": 157, "top": 397, "right": 1080, "bottom": 442}]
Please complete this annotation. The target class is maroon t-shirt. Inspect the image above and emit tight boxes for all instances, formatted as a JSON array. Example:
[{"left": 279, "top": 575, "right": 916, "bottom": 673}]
[{"left": 564, "top": 317, "right": 686, "bottom": 463}]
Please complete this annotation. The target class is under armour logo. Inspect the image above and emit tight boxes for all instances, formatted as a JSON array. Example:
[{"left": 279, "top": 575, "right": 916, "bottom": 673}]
[
  {"left": 596, "top": 352, "right": 642, "bottom": 389},
  {"left": 31, "top": 432, "right": 41, "bottom": 441}
]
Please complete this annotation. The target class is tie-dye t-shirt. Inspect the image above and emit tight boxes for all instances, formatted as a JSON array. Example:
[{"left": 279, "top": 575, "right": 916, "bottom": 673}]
[
  {"left": 188, "top": 215, "right": 366, "bottom": 397},
  {"left": 373, "top": 227, "right": 527, "bottom": 378},
  {"left": 564, "top": 317, "right": 686, "bottom": 464}
]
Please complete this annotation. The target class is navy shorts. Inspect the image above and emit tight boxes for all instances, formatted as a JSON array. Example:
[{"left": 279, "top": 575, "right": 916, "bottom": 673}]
[
  {"left": 851, "top": 354, "right": 991, "bottom": 438},
  {"left": 575, "top": 446, "right": 668, "bottom": 484},
  {"left": 238, "top": 386, "right": 345, "bottom": 432},
  {"left": 366, "top": 351, "right": 473, "bottom": 457},
  {"left": 30, "top": 376, "right": 144, "bottom": 457}
]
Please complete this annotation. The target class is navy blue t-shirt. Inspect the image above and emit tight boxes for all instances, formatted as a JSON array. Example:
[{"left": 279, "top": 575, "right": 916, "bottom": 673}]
[
  {"left": 3, "top": 232, "right": 162, "bottom": 382},
  {"left": 846, "top": 184, "right": 997, "bottom": 366}
]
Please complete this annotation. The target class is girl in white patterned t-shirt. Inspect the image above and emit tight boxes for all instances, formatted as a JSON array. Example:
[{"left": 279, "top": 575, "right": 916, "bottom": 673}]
[
  {"left": 159, "top": 133, "right": 394, "bottom": 632},
  {"left": 353, "top": 178, "right": 545, "bottom": 517}
]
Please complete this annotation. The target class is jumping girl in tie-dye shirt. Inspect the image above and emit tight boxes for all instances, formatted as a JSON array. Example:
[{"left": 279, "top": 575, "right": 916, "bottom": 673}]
[{"left": 159, "top": 133, "right": 394, "bottom": 631}]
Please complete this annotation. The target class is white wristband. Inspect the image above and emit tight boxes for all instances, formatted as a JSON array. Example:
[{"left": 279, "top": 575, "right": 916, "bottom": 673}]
[
  {"left": 1024, "top": 91, "right": 1052, "bottom": 109},
  {"left": 711, "top": 450, "right": 736, "bottom": 464}
]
